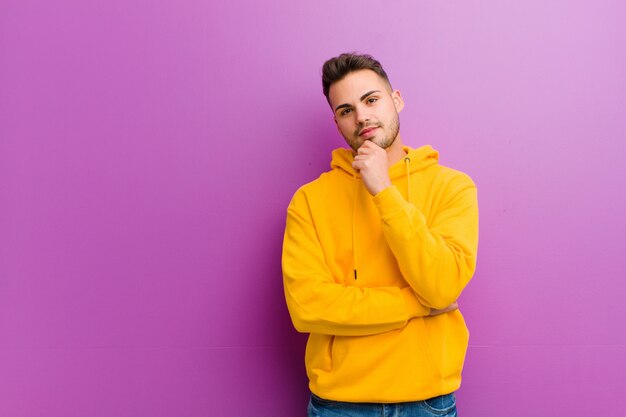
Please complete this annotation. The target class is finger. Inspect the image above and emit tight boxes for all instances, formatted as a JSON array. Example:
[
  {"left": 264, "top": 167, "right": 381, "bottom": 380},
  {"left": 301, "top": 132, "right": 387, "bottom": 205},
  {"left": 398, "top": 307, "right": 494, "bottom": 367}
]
[
  {"left": 361, "top": 140, "right": 381, "bottom": 151},
  {"left": 357, "top": 146, "right": 370, "bottom": 155},
  {"left": 359, "top": 141, "right": 375, "bottom": 151}
]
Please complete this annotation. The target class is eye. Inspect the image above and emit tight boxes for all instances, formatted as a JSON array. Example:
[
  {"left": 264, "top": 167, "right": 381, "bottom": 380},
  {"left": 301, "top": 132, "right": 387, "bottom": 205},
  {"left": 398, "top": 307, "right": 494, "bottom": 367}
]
[
  {"left": 367, "top": 97, "right": 378, "bottom": 104},
  {"left": 340, "top": 108, "right": 353, "bottom": 116}
]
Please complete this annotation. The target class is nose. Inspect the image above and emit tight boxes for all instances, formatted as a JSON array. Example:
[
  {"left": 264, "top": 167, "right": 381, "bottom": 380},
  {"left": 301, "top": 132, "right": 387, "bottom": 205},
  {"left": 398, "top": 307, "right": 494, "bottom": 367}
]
[{"left": 354, "top": 105, "right": 371, "bottom": 125}]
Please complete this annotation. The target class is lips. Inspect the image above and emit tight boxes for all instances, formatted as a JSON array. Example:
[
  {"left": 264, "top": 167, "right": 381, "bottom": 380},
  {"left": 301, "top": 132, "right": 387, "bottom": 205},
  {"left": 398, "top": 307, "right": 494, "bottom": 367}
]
[{"left": 359, "top": 127, "right": 378, "bottom": 138}]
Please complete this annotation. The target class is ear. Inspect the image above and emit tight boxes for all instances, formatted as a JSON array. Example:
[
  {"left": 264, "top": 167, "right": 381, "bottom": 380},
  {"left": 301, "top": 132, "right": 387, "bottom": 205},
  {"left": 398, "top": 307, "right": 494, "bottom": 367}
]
[{"left": 391, "top": 89, "right": 405, "bottom": 113}]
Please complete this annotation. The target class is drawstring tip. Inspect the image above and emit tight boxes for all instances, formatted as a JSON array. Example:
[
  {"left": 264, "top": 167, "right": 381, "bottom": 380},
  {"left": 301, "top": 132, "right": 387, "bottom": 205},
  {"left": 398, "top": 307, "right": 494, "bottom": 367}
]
[{"left": 354, "top": 270, "right": 358, "bottom": 280}]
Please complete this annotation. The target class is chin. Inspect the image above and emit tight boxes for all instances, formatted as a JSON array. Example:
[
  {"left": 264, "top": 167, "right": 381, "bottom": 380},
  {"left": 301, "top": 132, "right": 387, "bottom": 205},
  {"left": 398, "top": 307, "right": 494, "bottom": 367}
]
[{"left": 375, "top": 137, "right": 394, "bottom": 150}]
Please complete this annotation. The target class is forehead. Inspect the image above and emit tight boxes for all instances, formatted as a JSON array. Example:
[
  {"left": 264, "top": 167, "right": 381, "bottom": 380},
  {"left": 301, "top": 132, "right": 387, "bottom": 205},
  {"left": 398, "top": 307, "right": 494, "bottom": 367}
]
[{"left": 328, "top": 69, "right": 390, "bottom": 107}]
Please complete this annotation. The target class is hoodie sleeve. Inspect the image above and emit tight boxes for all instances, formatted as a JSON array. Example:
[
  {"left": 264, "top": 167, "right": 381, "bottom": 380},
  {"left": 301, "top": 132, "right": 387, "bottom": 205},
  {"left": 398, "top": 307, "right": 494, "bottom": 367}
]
[
  {"left": 372, "top": 174, "right": 479, "bottom": 309},
  {"left": 282, "top": 189, "right": 431, "bottom": 337}
]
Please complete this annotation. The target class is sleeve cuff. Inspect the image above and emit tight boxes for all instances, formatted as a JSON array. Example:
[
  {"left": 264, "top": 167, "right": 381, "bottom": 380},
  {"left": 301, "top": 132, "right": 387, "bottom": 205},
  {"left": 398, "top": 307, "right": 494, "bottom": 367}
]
[{"left": 373, "top": 185, "right": 407, "bottom": 218}]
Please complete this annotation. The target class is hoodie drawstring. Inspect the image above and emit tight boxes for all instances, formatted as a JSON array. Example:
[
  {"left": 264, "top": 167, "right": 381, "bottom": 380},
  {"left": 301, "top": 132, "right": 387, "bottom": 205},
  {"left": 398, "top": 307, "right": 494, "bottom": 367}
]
[
  {"left": 404, "top": 156, "right": 412, "bottom": 204},
  {"left": 352, "top": 171, "right": 358, "bottom": 280}
]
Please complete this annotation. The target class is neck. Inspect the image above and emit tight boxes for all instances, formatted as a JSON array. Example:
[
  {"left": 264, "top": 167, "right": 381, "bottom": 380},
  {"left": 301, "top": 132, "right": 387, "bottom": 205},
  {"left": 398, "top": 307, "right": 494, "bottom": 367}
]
[{"left": 386, "top": 134, "right": 406, "bottom": 166}]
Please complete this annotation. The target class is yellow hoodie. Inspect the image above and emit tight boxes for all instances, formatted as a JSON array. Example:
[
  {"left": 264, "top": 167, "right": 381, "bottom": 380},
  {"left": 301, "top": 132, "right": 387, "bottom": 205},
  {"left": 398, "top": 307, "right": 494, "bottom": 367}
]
[{"left": 282, "top": 145, "right": 478, "bottom": 403}]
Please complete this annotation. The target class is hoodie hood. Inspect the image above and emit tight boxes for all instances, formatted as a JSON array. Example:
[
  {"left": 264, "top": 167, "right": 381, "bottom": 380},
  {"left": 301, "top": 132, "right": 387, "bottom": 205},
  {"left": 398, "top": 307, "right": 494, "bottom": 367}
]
[{"left": 330, "top": 145, "right": 439, "bottom": 178}]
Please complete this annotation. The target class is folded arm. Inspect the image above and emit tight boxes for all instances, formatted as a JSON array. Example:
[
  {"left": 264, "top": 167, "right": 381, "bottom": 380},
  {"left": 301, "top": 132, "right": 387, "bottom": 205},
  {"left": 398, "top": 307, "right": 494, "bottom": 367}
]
[
  {"left": 373, "top": 176, "right": 479, "bottom": 309},
  {"left": 282, "top": 191, "right": 436, "bottom": 337}
]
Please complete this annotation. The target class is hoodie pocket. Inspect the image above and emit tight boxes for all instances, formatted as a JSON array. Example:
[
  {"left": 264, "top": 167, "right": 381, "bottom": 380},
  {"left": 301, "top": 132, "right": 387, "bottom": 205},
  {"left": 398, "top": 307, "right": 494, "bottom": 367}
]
[
  {"left": 416, "top": 316, "right": 444, "bottom": 378},
  {"left": 418, "top": 311, "right": 469, "bottom": 380}
]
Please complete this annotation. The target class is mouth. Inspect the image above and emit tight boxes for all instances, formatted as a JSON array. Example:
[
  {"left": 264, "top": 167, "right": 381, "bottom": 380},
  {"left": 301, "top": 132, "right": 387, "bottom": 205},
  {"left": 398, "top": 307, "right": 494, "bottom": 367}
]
[{"left": 358, "top": 126, "right": 378, "bottom": 138}]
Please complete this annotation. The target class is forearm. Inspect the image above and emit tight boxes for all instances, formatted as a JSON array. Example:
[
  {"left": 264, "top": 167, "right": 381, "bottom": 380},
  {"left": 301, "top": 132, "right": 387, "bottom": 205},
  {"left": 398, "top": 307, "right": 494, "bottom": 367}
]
[
  {"left": 283, "top": 276, "right": 430, "bottom": 336},
  {"left": 283, "top": 206, "right": 431, "bottom": 336},
  {"left": 373, "top": 184, "right": 479, "bottom": 309}
]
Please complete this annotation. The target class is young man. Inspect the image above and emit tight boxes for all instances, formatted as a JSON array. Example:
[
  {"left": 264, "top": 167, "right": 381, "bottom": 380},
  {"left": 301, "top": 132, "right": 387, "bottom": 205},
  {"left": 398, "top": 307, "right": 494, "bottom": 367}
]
[{"left": 282, "top": 53, "right": 478, "bottom": 416}]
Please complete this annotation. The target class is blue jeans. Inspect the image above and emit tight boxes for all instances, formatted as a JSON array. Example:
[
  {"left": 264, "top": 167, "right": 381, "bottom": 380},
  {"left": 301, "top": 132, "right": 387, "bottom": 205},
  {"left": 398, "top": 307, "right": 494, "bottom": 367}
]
[{"left": 308, "top": 392, "right": 457, "bottom": 417}]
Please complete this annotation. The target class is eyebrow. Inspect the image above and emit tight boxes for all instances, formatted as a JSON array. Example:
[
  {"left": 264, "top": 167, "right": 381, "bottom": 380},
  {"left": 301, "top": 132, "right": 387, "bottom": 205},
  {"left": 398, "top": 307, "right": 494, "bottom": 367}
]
[{"left": 334, "top": 90, "right": 381, "bottom": 113}]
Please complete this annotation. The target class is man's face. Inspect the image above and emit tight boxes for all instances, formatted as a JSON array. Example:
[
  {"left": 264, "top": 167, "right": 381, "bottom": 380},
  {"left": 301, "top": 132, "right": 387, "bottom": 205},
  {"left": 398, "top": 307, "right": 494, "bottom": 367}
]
[{"left": 328, "top": 69, "right": 404, "bottom": 153}]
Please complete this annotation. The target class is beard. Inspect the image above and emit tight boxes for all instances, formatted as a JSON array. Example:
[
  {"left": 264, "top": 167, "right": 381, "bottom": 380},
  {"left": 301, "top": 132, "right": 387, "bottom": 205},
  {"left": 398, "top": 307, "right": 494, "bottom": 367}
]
[{"left": 344, "top": 113, "right": 400, "bottom": 153}]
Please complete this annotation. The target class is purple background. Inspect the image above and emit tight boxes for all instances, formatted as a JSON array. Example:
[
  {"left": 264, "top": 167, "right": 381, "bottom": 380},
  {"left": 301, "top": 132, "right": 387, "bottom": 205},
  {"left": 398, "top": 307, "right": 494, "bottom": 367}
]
[{"left": 1, "top": 1, "right": 625, "bottom": 416}]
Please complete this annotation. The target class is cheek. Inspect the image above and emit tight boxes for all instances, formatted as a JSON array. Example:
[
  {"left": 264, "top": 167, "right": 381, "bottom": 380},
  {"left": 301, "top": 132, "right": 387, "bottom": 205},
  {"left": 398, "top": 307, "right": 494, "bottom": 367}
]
[
  {"left": 382, "top": 105, "right": 398, "bottom": 120},
  {"left": 337, "top": 120, "right": 354, "bottom": 135}
]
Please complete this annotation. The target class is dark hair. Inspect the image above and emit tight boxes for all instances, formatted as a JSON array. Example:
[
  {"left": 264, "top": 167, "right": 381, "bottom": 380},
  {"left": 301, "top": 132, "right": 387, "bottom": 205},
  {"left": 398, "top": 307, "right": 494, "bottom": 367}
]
[{"left": 322, "top": 52, "right": 392, "bottom": 103}]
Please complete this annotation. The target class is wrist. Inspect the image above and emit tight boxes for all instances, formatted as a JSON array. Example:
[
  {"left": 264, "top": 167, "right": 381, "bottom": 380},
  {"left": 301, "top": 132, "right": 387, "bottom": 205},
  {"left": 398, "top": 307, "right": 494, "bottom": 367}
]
[{"left": 373, "top": 180, "right": 392, "bottom": 196}]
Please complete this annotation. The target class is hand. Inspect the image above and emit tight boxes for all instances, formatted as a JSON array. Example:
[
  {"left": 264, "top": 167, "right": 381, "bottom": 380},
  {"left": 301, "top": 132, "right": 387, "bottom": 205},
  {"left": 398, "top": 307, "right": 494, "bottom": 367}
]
[
  {"left": 428, "top": 302, "right": 458, "bottom": 316},
  {"left": 351, "top": 141, "right": 392, "bottom": 195}
]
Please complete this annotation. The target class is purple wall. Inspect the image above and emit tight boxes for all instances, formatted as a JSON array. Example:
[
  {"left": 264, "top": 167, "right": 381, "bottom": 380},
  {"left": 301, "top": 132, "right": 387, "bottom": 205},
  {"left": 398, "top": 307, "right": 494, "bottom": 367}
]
[{"left": 1, "top": 1, "right": 625, "bottom": 415}]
